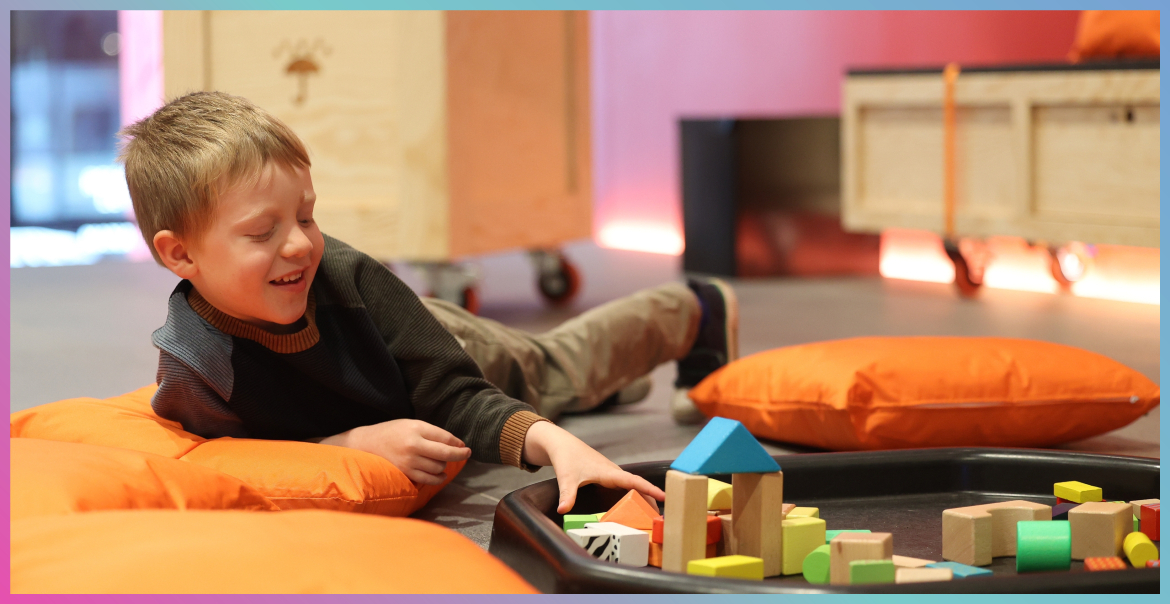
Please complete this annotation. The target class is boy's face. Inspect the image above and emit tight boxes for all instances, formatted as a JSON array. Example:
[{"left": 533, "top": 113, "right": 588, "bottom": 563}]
[{"left": 186, "top": 162, "right": 324, "bottom": 331}]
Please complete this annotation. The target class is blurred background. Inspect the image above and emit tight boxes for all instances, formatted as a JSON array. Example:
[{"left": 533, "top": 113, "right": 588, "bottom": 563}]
[{"left": 9, "top": 9, "right": 1160, "bottom": 550}]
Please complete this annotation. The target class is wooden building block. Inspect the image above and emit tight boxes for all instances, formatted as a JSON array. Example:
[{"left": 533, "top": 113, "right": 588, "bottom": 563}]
[
  {"left": 600, "top": 489, "right": 661, "bottom": 531},
  {"left": 1057, "top": 497, "right": 1072, "bottom": 505},
  {"left": 1052, "top": 502, "right": 1078, "bottom": 521},
  {"left": 891, "top": 554, "right": 935, "bottom": 568},
  {"left": 563, "top": 514, "right": 601, "bottom": 532},
  {"left": 1054, "top": 481, "right": 1103, "bottom": 504},
  {"left": 687, "top": 555, "right": 764, "bottom": 580},
  {"left": 1140, "top": 503, "right": 1160, "bottom": 541},
  {"left": 829, "top": 532, "right": 892, "bottom": 585},
  {"left": 1016, "top": 520, "right": 1071, "bottom": 572},
  {"left": 942, "top": 500, "right": 1052, "bottom": 566},
  {"left": 1069, "top": 501, "right": 1131, "bottom": 559},
  {"left": 732, "top": 472, "right": 784, "bottom": 577},
  {"left": 670, "top": 417, "right": 780, "bottom": 475},
  {"left": 1130, "top": 499, "right": 1159, "bottom": 520},
  {"left": 1083, "top": 556, "right": 1127, "bottom": 571},
  {"left": 849, "top": 559, "right": 896, "bottom": 585},
  {"left": 826, "top": 529, "right": 870, "bottom": 544},
  {"left": 781, "top": 517, "right": 827, "bottom": 575},
  {"left": 651, "top": 516, "right": 664, "bottom": 544},
  {"left": 787, "top": 507, "right": 820, "bottom": 519},
  {"left": 648, "top": 541, "right": 663, "bottom": 568},
  {"left": 708, "top": 478, "right": 733, "bottom": 511},
  {"left": 1123, "top": 531, "right": 1159, "bottom": 568},
  {"left": 567, "top": 527, "right": 617, "bottom": 562},
  {"left": 803, "top": 544, "right": 831, "bottom": 584},
  {"left": 706, "top": 542, "right": 717, "bottom": 558},
  {"left": 663, "top": 469, "right": 709, "bottom": 573},
  {"left": 926, "top": 560, "right": 993, "bottom": 579},
  {"left": 717, "top": 514, "right": 735, "bottom": 557},
  {"left": 583, "top": 522, "right": 649, "bottom": 567},
  {"left": 1147, "top": 559, "right": 1160, "bottom": 568},
  {"left": 896, "top": 567, "right": 953, "bottom": 583},
  {"left": 705, "top": 515, "right": 722, "bottom": 545},
  {"left": 781, "top": 503, "right": 796, "bottom": 518}
]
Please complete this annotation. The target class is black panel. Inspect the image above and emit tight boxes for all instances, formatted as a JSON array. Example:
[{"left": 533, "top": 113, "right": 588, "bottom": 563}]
[{"left": 680, "top": 120, "right": 738, "bottom": 277}]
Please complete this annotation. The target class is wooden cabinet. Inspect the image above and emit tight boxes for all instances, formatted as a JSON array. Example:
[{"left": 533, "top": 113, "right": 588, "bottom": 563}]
[
  {"left": 842, "top": 64, "right": 1159, "bottom": 247},
  {"left": 163, "top": 10, "right": 591, "bottom": 262}
]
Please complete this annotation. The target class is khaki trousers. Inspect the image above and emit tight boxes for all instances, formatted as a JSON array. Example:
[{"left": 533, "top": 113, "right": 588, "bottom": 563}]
[{"left": 421, "top": 283, "right": 701, "bottom": 420}]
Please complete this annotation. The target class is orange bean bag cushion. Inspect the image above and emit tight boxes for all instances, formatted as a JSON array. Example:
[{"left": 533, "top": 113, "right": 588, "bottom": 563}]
[
  {"left": 10, "top": 438, "right": 278, "bottom": 520},
  {"left": 689, "top": 337, "right": 1160, "bottom": 451},
  {"left": 11, "top": 509, "right": 538, "bottom": 594},
  {"left": 10, "top": 385, "right": 463, "bottom": 515},
  {"left": 1070, "top": 10, "right": 1160, "bottom": 61}
]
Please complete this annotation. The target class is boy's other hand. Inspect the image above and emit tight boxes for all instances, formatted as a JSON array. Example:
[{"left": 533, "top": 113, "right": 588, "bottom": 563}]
[
  {"left": 319, "top": 419, "right": 472, "bottom": 486},
  {"left": 521, "top": 421, "right": 665, "bottom": 515}
]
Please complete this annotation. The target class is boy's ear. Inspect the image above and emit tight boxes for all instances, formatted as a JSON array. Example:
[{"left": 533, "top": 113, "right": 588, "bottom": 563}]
[{"left": 153, "top": 230, "right": 198, "bottom": 279}]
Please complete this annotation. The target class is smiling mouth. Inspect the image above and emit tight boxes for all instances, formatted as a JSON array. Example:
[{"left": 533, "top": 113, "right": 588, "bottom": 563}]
[{"left": 270, "top": 272, "right": 304, "bottom": 285}]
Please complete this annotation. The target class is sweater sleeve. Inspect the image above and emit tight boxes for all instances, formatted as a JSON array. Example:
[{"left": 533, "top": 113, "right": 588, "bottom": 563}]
[
  {"left": 152, "top": 350, "right": 249, "bottom": 439},
  {"left": 336, "top": 242, "right": 542, "bottom": 467}
]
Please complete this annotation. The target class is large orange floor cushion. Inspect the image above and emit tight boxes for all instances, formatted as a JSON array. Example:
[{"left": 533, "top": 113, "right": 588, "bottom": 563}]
[
  {"left": 11, "top": 509, "right": 538, "bottom": 594},
  {"left": 11, "top": 385, "right": 463, "bottom": 515},
  {"left": 689, "top": 337, "right": 1160, "bottom": 450},
  {"left": 11, "top": 438, "right": 278, "bottom": 520}
]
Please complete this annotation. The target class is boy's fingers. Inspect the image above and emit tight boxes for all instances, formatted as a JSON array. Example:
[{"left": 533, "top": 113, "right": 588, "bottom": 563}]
[
  {"left": 557, "top": 480, "right": 578, "bottom": 515},
  {"left": 417, "top": 422, "right": 465, "bottom": 448},
  {"left": 417, "top": 439, "right": 473, "bottom": 463},
  {"left": 414, "top": 457, "right": 447, "bottom": 476},
  {"left": 407, "top": 469, "right": 446, "bottom": 486},
  {"left": 609, "top": 471, "right": 665, "bottom": 502}
]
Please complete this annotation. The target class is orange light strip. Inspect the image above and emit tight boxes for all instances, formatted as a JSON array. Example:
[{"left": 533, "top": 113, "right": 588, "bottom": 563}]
[{"left": 880, "top": 229, "right": 1159, "bottom": 305}]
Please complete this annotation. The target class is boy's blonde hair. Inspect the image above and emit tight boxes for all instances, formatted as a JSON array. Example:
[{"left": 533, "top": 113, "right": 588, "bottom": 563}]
[{"left": 118, "top": 91, "right": 311, "bottom": 264}]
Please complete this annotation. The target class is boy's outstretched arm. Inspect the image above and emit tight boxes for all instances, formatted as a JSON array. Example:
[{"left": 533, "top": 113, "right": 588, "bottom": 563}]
[{"left": 521, "top": 421, "right": 665, "bottom": 514}]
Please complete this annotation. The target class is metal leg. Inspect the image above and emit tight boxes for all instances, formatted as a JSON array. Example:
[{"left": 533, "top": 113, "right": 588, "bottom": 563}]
[{"left": 412, "top": 261, "right": 481, "bottom": 314}]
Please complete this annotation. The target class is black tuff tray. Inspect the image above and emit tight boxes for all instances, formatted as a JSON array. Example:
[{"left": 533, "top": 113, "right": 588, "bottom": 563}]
[{"left": 488, "top": 448, "right": 1160, "bottom": 593}]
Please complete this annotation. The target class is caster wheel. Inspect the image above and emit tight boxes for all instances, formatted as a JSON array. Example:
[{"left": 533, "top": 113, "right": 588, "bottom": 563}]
[
  {"left": 944, "top": 238, "right": 983, "bottom": 299},
  {"left": 459, "top": 286, "right": 480, "bottom": 315},
  {"left": 535, "top": 254, "right": 581, "bottom": 307},
  {"left": 1048, "top": 243, "right": 1091, "bottom": 290}
]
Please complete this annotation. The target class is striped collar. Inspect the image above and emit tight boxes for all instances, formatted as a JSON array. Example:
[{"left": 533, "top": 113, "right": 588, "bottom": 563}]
[{"left": 186, "top": 287, "right": 320, "bottom": 354}]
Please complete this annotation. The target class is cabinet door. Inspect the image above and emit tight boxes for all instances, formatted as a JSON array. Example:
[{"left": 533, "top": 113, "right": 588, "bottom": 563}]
[
  {"left": 446, "top": 11, "right": 592, "bottom": 257},
  {"left": 163, "top": 11, "right": 449, "bottom": 261}
]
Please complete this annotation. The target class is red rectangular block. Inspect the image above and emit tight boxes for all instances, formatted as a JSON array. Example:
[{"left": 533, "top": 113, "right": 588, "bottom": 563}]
[
  {"left": 1084, "top": 557, "right": 1127, "bottom": 571},
  {"left": 651, "top": 516, "right": 664, "bottom": 544},
  {"left": 706, "top": 515, "right": 722, "bottom": 545},
  {"left": 1141, "top": 504, "right": 1160, "bottom": 541},
  {"left": 1147, "top": 560, "right": 1160, "bottom": 568}
]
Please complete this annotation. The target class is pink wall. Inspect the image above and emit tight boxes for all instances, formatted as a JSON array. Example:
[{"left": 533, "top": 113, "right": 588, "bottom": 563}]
[{"left": 590, "top": 10, "right": 1082, "bottom": 254}]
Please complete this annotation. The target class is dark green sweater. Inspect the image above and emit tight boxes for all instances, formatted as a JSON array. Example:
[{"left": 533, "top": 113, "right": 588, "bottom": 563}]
[{"left": 151, "top": 234, "right": 543, "bottom": 467}]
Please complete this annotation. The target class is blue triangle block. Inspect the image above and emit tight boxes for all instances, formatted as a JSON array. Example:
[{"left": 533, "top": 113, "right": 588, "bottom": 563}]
[{"left": 670, "top": 417, "right": 781, "bottom": 475}]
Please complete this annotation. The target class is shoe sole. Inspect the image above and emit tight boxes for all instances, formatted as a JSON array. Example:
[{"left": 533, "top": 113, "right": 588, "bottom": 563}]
[{"left": 706, "top": 277, "right": 740, "bottom": 364}]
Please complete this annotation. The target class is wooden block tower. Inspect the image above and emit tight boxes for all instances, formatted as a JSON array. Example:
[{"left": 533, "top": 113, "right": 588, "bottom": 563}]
[{"left": 666, "top": 417, "right": 782, "bottom": 576}]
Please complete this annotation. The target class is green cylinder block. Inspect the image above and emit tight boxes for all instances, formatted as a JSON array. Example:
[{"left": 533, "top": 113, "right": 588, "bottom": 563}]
[
  {"left": 803, "top": 544, "right": 831, "bottom": 584},
  {"left": 1017, "top": 520, "right": 1071, "bottom": 572}
]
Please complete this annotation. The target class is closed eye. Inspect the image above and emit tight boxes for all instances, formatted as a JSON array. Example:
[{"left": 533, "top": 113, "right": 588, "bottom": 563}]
[{"left": 249, "top": 227, "right": 275, "bottom": 241}]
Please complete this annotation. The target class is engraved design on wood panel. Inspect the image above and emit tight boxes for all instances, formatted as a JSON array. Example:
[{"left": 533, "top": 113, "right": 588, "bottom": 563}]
[{"left": 272, "top": 39, "right": 332, "bottom": 105}]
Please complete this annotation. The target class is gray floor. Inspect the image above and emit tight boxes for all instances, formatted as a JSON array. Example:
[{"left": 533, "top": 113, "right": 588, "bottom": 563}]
[{"left": 10, "top": 241, "right": 1160, "bottom": 549}]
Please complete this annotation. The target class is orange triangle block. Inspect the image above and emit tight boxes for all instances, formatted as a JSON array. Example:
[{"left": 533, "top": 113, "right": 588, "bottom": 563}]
[{"left": 599, "top": 490, "right": 662, "bottom": 531}]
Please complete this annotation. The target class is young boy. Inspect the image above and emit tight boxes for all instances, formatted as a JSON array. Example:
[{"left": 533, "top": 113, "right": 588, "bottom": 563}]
[{"left": 119, "top": 91, "right": 737, "bottom": 514}]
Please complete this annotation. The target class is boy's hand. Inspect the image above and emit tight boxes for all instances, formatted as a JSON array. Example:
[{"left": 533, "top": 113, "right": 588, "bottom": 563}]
[
  {"left": 319, "top": 419, "right": 472, "bottom": 486},
  {"left": 522, "top": 421, "right": 665, "bottom": 514}
]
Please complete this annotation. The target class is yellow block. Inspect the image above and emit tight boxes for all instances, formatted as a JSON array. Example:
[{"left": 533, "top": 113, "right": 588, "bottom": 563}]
[
  {"left": 707, "top": 478, "right": 732, "bottom": 511},
  {"left": 687, "top": 555, "right": 764, "bottom": 580},
  {"left": 782, "top": 517, "right": 827, "bottom": 575},
  {"left": 1054, "top": 481, "right": 1103, "bottom": 504},
  {"left": 1123, "top": 532, "right": 1159, "bottom": 568},
  {"left": 787, "top": 507, "right": 820, "bottom": 519}
]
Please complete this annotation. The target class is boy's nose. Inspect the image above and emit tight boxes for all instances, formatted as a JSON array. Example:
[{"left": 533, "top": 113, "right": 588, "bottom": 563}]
[{"left": 283, "top": 226, "right": 313, "bottom": 258}]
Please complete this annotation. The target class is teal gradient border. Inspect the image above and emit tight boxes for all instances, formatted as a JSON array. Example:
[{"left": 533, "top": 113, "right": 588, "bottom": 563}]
[{"left": 3, "top": 2, "right": 1164, "bottom": 600}]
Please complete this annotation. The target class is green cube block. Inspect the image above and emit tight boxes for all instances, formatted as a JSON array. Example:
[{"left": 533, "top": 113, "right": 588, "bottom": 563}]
[
  {"left": 825, "top": 529, "right": 870, "bottom": 544},
  {"left": 563, "top": 514, "right": 601, "bottom": 532},
  {"left": 849, "top": 559, "right": 895, "bottom": 585}
]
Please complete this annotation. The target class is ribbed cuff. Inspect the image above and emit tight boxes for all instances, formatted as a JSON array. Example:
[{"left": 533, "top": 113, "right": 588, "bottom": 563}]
[{"left": 499, "top": 410, "right": 549, "bottom": 472}]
